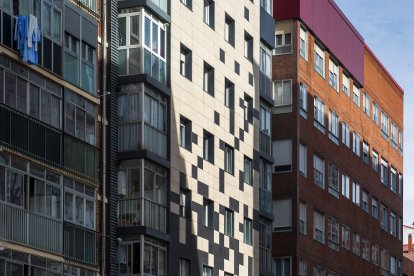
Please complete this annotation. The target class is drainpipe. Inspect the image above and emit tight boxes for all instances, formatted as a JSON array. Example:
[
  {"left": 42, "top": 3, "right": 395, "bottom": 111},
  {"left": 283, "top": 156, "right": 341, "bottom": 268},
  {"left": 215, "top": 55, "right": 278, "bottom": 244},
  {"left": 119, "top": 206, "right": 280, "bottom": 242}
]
[{"left": 101, "top": 0, "right": 108, "bottom": 274}]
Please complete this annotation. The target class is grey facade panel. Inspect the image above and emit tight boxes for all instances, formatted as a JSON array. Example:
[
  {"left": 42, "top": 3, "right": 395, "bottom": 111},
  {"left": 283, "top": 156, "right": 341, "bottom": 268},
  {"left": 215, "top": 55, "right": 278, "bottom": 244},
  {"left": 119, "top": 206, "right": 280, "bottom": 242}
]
[
  {"left": 82, "top": 17, "right": 98, "bottom": 48},
  {"left": 65, "top": 6, "right": 81, "bottom": 38},
  {"left": 260, "top": 8, "right": 276, "bottom": 49}
]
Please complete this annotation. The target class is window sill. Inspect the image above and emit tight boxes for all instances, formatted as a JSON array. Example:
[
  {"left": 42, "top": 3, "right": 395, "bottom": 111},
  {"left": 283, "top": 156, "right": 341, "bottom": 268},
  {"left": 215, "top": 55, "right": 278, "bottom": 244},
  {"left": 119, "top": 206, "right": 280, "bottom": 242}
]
[
  {"left": 313, "top": 120, "right": 325, "bottom": 134},
  {"left": 328, "top": 134, "right": 339, "bottom": 145}
]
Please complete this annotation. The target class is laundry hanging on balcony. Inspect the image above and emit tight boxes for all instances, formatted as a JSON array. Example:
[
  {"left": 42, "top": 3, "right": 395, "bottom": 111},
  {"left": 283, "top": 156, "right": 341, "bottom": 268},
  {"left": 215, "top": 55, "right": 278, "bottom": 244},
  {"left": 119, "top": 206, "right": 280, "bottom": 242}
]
[{"left": 14, "top": 14, "right": 41, "bottom": 65}]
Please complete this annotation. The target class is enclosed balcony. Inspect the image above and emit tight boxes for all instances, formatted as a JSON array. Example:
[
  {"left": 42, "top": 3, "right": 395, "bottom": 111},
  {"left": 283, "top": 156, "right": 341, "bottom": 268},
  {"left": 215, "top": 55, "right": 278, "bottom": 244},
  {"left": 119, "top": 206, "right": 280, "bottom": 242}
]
[
  {"left": 118, "top": 84, "right": 168, "bottom": 159},
  {"left": 118, "top": 159, "right": 167, "bottom": 233},
  {"left": 118, "top": 7, "right": 167, "bottom": 86}
]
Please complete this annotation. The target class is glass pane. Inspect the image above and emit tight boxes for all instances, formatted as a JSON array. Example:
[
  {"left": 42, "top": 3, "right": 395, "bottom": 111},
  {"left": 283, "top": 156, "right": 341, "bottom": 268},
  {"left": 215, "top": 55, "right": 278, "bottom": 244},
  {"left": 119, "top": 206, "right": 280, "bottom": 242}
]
[
  {"left": 119, "top": 17, "right": 126, "bottom": 46},
  {"left": 86, "top": 114, "right": 96, "bottom": 145},
  {"left": 119, "top": 49, "right": 127, "bottom": 75},
  {"left": 64, "top": 192, "right": 73, "bottom": 221},
  {"left": 75, "top": 196, "right": 84, "bottom": 225},
  {"left": 132, "top": 243, "right": 141, "bottom": 274},
  {"left": 81, "top": 62, "right": 95, "bottom": 94},
  {"left": 85, "top": 200, "right": 95, "bottom": 228},
  {"left": 16, "top": 78, "right": 27, "bottom": 113},
  {"left": 52, "top": 9, "right": 61, "bottom": 41},
  {"left": 130, "top": 15, "right": 139, "bottom": 45},
  {"left": 144, "top": 17, "right": 151, "bottom": 48},
  {"left": 151, "top": 54, "right": 159, "bottom": 81},
  {"left": 50, "top": 185, "right": 61, "bottom": 219},
  {"left": 42, "top": 3, "right": 51, "bottom": 36},
  {"left": 0, "top": 167, "right": 4, "bottom": 201},
  {"left": 129, "top": 168, "right": 140, "bottom": 197},
  {"left": 50, "top": 95, "right": 60, "bottom": 129},
  {"left": 30, "top": 84, "right": 40, "bottom": 119},
  {"left": 152, "top": 22, "right": 158, "bottom": 53},
  {"left": 129, "top": 48, "right": 140, "bottom": 75},
  {"left": 160, "top": 29, "right": 165, "bottom": 58},
  {"left": 75, "top": 108, "right": 85, "bottom": 140},
  {"left": 8, "top": 171, "right": 25, "bottom": 206},
  {"left": 35, "top": 180, "right": 46, "bottom": 214},
  {"left": 144, "top": 49, "right": 151, "bottom": 75},
  {"left": 64, "top": 52, "right": 79, "bottom": 85},
  {"left": 5, "top": 73, "right": 16, "bottom": 108},
  {"left": 41, "top": 92, "right": 51, "bottom": 125}
]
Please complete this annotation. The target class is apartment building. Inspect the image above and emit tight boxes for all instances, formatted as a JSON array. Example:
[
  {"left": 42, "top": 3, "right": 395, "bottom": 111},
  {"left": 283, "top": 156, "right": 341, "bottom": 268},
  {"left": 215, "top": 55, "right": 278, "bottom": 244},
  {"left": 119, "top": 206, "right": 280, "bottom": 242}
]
[
  {"left": 270, "top": 0, "right": 404, "bottom": 275},
  {"left": 114, "top": 0, "right": 275, "bottom": 275},
  {"left": 0, "top": 0, "right": 101, "bottom": 275}
]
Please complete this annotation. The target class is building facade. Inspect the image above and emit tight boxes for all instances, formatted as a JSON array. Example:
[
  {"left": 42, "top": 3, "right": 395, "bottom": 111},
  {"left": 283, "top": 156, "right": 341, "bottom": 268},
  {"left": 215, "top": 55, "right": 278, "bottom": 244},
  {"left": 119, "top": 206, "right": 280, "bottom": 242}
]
[
  {"left": 271, "top": 0, "right": 404, "bottom": 275},
  {"left": 0, "top": 0, "right": 101, "bottom": 275},
  {"left": 0, "top": 0, "right": 276, "bottom": 275}
]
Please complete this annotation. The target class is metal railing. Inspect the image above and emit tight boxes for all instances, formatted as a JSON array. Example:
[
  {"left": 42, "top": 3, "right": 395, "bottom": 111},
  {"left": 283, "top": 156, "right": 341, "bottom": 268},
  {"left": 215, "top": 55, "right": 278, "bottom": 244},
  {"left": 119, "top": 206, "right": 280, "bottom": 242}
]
[
  {"left": 0, "top": 201, "right": 62, "bottom": 254},
  {"left": 64, "top": 222, "right": 97, "bottom": 265},
  {"left": 118, "top": 197, "right": 167, "bottom": 233}
]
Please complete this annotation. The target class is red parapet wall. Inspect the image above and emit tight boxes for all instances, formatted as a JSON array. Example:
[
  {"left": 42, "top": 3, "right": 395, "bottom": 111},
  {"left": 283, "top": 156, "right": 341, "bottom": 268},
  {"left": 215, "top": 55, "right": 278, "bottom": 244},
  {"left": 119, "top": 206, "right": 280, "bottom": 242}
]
[{"left": 274, "top": 0, "right": 365, "bottom": 86}]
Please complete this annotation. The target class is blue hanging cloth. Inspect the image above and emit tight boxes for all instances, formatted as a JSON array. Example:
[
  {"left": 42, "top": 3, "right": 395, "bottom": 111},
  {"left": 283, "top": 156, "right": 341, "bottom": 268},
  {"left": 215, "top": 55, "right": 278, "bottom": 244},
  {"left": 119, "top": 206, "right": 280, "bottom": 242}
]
[{"left": 14, "top": 14, "right": 41, "bottom": 65}]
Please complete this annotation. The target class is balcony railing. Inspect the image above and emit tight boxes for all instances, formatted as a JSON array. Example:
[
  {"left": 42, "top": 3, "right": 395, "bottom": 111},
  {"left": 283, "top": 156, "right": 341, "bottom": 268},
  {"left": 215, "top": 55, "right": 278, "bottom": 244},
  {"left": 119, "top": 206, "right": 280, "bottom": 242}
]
[
  {"left": 118, "top": 197, "right": 167, "bottom": 233},
  {"left": 0, "top": 201, "right": 62, "bottom": 254},
  {"left": 64, "top": 222, "right": 97, "bottom": 265},
  {"left": 259, "top": 131, "right": 271, "bottom": 156},
  {"left": 0, "top": 103, "right": 99, "bottom": 182}
]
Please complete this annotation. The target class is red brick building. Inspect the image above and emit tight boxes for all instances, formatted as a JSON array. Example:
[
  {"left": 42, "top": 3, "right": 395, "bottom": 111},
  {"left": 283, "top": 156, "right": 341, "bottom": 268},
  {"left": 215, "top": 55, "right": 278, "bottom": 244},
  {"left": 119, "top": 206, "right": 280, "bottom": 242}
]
[{"left": 270, "top": 0, "right": 404, "bottom": 275}]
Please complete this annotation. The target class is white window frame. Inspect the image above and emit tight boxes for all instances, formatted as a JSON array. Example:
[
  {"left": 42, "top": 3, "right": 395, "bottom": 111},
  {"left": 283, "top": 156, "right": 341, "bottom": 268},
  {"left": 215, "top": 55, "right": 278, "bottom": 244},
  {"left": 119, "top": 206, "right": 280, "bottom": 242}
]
[
  {"left": 342, "top": 121, "right": 350, "bottom": 148},
  {"left": 363, "top": 92, "right": 370, "bottom": 115},
  {"left": 273, "top": 80, "right": 292, "bottom": 107},
  {"left": 342, "top": 73, "right": 350, "bottom": 96},
  {"left": 328, "top": 59, "right": 339, "bottom": 91},
  {"left": 299, "top": 26, "right": 308, "bottom": 61},
  {"left": 314, "top": 43, "right": 325, "bottom": 78},
  {"left": 353, "top": 84, "right": 360, "bottom": 106},
  {"left": 341, "top": 174, "right": 350, "bottom": 199}
]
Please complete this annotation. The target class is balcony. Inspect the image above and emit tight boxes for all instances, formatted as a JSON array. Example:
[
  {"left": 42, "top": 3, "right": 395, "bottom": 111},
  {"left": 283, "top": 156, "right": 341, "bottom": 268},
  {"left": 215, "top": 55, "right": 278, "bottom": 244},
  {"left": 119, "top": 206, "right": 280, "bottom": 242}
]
[
  {"left": 0, "top": 201, "right": 62, "bottom": 254},
  {"left": 260, "top": 71, "right": 273, "bottom": 102},
  {"left": 259, "top": 131, "right": 271, "bottom": 156},
  {"left": 259, "top": 188, "right": 272, "bottom": 215},
  {"left": 0, "top": 103, "right": 99, "bottom": 182},
  {"left": 64, "top": 222, "right": 97, "bottom": 265},
  {"left": 118, "top": 197, "right": 167, "bottom": 233}
]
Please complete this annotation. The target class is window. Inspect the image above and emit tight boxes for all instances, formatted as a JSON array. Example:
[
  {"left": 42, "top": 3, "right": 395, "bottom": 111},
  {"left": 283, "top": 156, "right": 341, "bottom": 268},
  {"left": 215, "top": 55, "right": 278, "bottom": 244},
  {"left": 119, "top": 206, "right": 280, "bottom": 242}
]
[
  {"left": 380, "top": 159, "right": 388, "bottom": 186},
  {"left": 273, "top": 199, "right": 292, "bottom": 232},
  {"left": 273, "top": 257, "right": 291, "bottom": 276},
  {"left": 328, "top": 110, "right": 339, "bottom": 144},
  {"left": 391, "top": 122, "right": 398, "bottom": 148},
  {"left": 180, "top": 258, "right": 190, "bottom": 276},
  {"left": 180, "top": 44, "right": 192, "bottom": 80},
  {"left": 64, "top": 178, "right": 96, "bottom": 230},
  {"left": 260, "top": 106, "right": 272, "bottom": 155},
  {"left": 390, "top": 256, "right": 397, "bottom": 276},
  {"left": 299, "top": 259, "right": 307, "bottom": 276},
  {"left": 275, "top": 33, "right": 292, "bottom": 55},
  {"left": 313, "top": 155, "right": 324, "bottom": 189},
  {"left": 224, "top": 208, "right": 234, "bottom": 237},
  {"left": 260, "top": 46, "right": 272, "bottom": 79},
  {"left": 244, "top": 32, "right": 253, "bottom": 61},
  {"left": 390, "top": 212, "right": 397, "bottom": 237},
  {"left": 65, "top": 90, "right": 96, "bottom": 145},
  {"left": 299, "top": 83, "right": 308, "bottom": 118},
  {"left": 352, "top": 232, "right": 360, "bottom": 255},
  {"left": 399, "top": 130, "right": 403, "bottom": 153},
  {"left": 390, "top": 168, "right": 397, "bottom": 193},
  {"left": 342, "top": 73, "right": 350, "bottom": 96},
  {"left": 299, "top": 201, "right": 307, "bottom": 235},
  {"left": 328, "top": 163, "right": 339, "bottom": 198},
  {"left": 352, "top": 131, "right": 360, "bottom": 156},
  {"left": 224, "top": 79, "right": 235, "bottom": 109},
  {"left": 203, "top": 0, "right": 214, "bottom": 28},
  {"left": 203, "top": 62, "right": 214, "bottom": 96},
  {"left": 372, "top": 102, "right": 379, "bottom": 125},
  {"left": 273, "top": 80, "right": 292, "bottom": 107},
  {"left": 398, "top": 216, "right": 403, "bottom": 241},
  {"left": 179, "top": 189, "right": 191, "bottom": 219},
  {"left": 398, "top": 174, "right": 403, "bottom": 197},
  {"left": 381, "top": 249, "right": 390, "bottom": 274},
  {"left": 362, "top": 191, "right": 369, "bottom": 213},
  {"left": 203, "top": 131, "right": 214, "bottom": 164},
  {"left": 328, "top": 59, "right": 339, "bottom": 91},
  {"left": 224, "top": 144, "right": 234, "bottom": 175},
  {"left": 313, "top": 210, "right": 325, "bottom": 244},
  {"left": 342, "top": 225, "right": 350, "bottom": 249},
  {"left": 224, "top": 14, "right": 235, "bottom": 46},
  {"left": 363, "top": 142, "right": 370, "bottom": 164},
  {"left": 353, "top": 84, "right": 360, "bottom": 106},
  {"left": 363, "top": 92, "right": 370, "bottom": 115},
  {"left": 273, "top": 140, "right": 292, "bottom": 173},
  {"left": 381, "top": 111, "right": 389, "bottom": 138},
  {"left": 259, "top": 160, "right": 272, "bottom": 215},
  {"left": 181, "top": 0, "right": 192, "bottom": 9},
  {"left": 342, "top": 121, "right": 350, "bottom": 148},
  {"left": 244, "top": 156, "right": 253, "bottom": 185},
  {"left": 372, "top": 244, "right": 379, "bottom": 265},
  {"left": 244, "top": 94, "right": 253, "bottom": 124},
  {"left": 352, "top": 182, "right": 360, "bottom": 206},
  {"left": 203, "top": 266, "right": 213, "bottom": 276},
  {"left": 299, "top": 27, "right": 308, "bottom": 60},
  {"left": 328, "top": 217, "right": 339, "bottom": 251},
  {"left": 380, "top": 204, "right": 388, "bottom": 230},
  {"left": 314, "top": 97, "right": 325, "bottom": 132},
  {"left": 260, "top": 0, "right": 272, "bottom": 15},
  {"left": 372, "top": 151, "right": 379, "bottom": 172},
  {"left": 179, "top": 116, "right": 192, "bottom": 151},
  {"left": 244, "top": 218, "right": 253, "bottom": 245},
  {"left": 313, "top": 266, "right": 325, "bottom": 276},
  {"left": 299, "top": 144, "right": 307, "bottom": 176},
  {"left": 362, "top": 238, "right": 370, "bottom": 260},
  {"left": 64, "top": 33, "right": 80, "bottom": 86},
  {"left": 203, "top": 198, "right": 213, "bottom": 228},
  {"left": 314, "top": 43, "right": 325, "bottom": 78},
  {"left": 341, "top": 174, "right": 350, "bottom": 199},
  {"left": 372, "top": 198, "right": 379, "bottom": 219}
]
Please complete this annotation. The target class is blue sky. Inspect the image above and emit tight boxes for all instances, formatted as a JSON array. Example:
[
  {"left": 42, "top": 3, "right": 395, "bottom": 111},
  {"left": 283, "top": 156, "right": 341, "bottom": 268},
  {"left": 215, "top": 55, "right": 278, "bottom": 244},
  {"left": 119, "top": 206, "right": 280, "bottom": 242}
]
[{"left": 334, "top": 0, "right": 414, "bottom": 225}]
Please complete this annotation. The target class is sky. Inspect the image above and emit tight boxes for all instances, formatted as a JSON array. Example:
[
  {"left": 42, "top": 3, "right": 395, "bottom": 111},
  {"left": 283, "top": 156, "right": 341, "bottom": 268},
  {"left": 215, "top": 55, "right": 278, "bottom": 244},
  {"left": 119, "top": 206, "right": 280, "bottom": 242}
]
[{"left": 334, "top": 0, "right": 414, "bottom": 225}]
